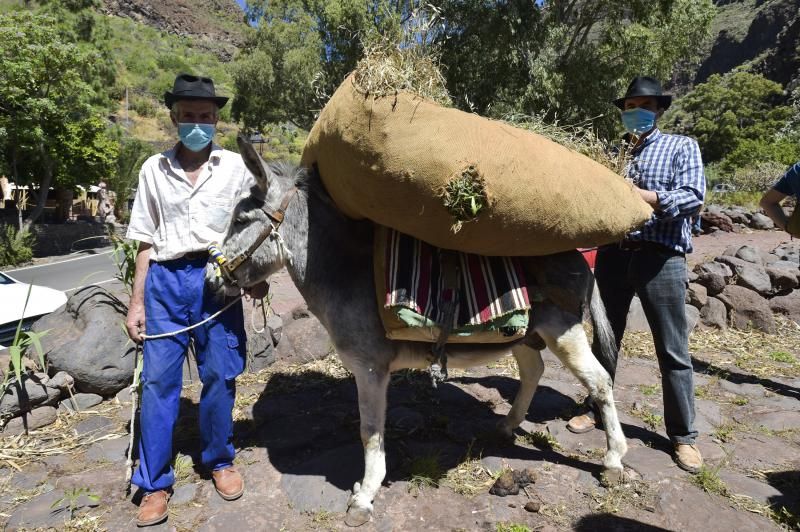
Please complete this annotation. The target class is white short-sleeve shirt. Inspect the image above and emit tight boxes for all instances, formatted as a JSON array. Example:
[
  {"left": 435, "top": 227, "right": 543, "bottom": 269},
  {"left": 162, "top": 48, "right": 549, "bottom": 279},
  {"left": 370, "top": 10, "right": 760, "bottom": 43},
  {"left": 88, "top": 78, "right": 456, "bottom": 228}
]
[{"left": 126, "top": 143, "right": 255, "bottom": 262}]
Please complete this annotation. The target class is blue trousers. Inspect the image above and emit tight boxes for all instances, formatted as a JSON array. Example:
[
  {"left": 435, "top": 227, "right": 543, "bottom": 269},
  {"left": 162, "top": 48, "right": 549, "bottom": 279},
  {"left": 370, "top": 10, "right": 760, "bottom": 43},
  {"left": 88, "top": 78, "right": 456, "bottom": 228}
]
[
  {"left": 592, "top": 244, "right": 697, "bottom": 444},
  {"left": 132, "top": 257, "right": 246, "bottom": 493}
]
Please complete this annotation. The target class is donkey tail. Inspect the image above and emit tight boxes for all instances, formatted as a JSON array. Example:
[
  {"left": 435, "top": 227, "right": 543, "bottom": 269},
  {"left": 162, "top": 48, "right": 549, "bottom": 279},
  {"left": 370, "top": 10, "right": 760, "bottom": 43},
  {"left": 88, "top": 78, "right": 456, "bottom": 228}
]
[{"left": 589, "top": 280, "right": 618, "bottom": 381}]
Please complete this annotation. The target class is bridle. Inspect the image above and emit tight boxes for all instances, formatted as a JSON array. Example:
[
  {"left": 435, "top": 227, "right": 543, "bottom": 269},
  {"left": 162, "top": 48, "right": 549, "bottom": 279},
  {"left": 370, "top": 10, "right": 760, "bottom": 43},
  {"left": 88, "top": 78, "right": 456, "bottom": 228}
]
[{"left": 216, "top": 186, "right": 297, "bottom": 286}]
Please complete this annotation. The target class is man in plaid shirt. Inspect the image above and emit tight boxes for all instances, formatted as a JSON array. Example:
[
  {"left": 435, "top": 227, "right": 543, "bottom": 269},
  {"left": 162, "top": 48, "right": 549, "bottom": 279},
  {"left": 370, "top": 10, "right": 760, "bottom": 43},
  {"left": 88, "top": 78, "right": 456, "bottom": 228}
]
[{"left": 568, "top": 76, "right": 706, "bottom": 473}]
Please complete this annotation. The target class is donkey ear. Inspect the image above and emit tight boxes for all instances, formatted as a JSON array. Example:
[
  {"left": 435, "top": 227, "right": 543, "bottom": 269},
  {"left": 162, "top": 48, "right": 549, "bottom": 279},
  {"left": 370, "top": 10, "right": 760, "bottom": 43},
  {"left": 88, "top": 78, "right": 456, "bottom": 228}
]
[{"left": 237, "top": 134, "right": 270, "bottom": 193}]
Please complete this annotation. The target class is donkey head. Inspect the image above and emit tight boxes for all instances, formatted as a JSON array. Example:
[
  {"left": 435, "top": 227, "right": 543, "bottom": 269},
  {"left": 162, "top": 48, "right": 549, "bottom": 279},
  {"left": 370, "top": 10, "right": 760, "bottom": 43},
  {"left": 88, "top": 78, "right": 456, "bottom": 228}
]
[{"left": 205, "top": 135, "right": 299, "bottom": 296}]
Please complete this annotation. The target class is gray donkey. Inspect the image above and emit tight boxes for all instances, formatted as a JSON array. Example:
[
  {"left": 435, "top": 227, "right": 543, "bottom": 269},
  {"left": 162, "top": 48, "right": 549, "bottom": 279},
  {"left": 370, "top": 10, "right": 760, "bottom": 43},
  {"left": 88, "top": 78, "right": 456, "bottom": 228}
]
[{"left": 206, "top": 138, "right": 628, "bottom": 527}]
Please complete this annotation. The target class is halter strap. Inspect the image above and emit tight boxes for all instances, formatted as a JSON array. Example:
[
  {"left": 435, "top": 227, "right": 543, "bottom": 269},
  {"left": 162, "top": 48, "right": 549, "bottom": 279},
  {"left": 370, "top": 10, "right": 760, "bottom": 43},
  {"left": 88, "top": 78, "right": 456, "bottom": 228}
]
[{"left": 221, "top": 187, "right": 297, "bottom": 283}]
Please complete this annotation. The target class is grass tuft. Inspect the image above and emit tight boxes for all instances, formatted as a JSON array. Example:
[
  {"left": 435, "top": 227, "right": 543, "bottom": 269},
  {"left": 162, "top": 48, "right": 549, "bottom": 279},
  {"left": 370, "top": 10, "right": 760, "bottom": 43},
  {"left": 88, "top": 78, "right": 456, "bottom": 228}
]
[
  {"left": 441, "top": 166, "right": 488, "bottom": 231},
  {"left": 691, "top": 465, "right": 729, "bottom": 496},
  {"left": 351, "top": 8, "right": 450, "bottom": 106},
  {"left": 405, "top": 453, "right": 445, "bottom": 494}
]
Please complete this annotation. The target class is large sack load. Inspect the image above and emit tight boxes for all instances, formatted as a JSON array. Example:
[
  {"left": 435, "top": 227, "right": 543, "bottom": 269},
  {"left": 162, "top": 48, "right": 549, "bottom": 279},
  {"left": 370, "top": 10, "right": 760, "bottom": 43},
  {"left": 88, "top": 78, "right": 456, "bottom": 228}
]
[{"left": 301, "top": 75, "right": 652, "bottom": 257}]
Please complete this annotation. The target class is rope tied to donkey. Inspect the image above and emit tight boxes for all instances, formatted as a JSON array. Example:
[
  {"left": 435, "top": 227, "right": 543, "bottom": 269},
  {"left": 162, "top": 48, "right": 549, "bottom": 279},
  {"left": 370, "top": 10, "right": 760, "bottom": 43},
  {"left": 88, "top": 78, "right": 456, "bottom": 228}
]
[{"left": 429, "top": 250, "right": 460, "bottom": 387}]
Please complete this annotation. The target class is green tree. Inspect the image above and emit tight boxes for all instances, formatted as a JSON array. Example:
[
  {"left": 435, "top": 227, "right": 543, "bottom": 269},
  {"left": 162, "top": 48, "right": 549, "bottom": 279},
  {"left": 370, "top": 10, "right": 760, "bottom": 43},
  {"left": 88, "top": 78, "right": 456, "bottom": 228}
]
[
  {"left": 435, "top": 0, "right": 715, "bottom": 136},
  {"left": 234, "top": 0, "right": 414, "bottom": 131},
  {"left": 234, "top": 0, "right": 714, "bottom": 137},
  {"left": 0, "top": 11, "right": 118, "bottom": 228},
  {"left": 664, "top": 72, "right": 796, "bottom": 168}
]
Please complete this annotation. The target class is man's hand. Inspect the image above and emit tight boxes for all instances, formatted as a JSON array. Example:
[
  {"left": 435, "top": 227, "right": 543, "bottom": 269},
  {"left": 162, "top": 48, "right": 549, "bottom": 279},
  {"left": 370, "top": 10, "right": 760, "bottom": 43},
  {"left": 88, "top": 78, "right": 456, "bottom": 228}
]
[
  {"left": 634, "top": 186, "right": 660, "bottom": 210},
  {"left": 127, "top": 242, "right": 152, "bottom": 344},
  {"left": 244, "top": 281, "right": 269, "bottom": 301},
  {"left": 126, "top": 303, "right": 146, "bottom": 343}
]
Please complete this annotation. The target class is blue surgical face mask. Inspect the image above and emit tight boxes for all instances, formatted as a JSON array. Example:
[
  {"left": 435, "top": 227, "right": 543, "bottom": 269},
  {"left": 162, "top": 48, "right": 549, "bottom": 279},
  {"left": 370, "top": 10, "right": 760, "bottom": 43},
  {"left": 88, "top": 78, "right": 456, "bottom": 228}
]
[
  {"left": 621, "top": 108, "right": 657, "bottom": 136},
  {"left": 178, "top": 123, "right": 215, "bottom": 152}
]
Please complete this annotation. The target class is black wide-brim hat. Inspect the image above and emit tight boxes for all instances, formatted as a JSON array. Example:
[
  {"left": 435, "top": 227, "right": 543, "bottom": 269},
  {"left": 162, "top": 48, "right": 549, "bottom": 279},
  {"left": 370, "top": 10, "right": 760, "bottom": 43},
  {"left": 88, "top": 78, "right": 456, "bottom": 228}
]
[
  {"left": 613, "top": 76, "right": 672, "bottom": 111},
  {"left": 164, "top": 73, "right": 229, "bottom": 109}
]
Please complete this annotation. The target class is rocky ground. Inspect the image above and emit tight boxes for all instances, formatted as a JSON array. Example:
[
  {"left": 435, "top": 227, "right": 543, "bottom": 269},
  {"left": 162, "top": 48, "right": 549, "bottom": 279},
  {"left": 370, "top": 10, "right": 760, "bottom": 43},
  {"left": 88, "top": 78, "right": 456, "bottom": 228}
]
[{"left": 1, "top": 230, "right": 799, "bottom": 531}]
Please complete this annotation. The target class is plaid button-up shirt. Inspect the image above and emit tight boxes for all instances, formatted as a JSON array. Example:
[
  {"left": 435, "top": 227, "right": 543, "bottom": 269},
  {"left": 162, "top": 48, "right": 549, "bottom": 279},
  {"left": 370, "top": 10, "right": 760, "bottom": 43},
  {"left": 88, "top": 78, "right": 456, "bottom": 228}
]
[{"left": 624, "top": 129, "right": 706, "bottom": 253}]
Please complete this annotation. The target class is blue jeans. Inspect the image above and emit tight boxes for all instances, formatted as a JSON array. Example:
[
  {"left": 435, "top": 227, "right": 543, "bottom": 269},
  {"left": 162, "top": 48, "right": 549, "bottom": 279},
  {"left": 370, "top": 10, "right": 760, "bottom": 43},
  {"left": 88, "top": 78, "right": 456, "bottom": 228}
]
[
  {"left": 592, "top": 244, "right": 697, "bottom": 444},
  {"left": 132, "top": 256, "right": 246, "bottom": 493}
]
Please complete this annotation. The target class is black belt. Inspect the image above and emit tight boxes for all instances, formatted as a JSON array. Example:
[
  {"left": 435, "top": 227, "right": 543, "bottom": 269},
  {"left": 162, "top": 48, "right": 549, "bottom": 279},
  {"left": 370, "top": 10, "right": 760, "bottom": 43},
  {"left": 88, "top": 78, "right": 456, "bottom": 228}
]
[
  {"left": 617, "top": 240, "right": 679, "bottom": 254},
  {"left": 182, "top": 250, "right": 208, "bottom": 261}
]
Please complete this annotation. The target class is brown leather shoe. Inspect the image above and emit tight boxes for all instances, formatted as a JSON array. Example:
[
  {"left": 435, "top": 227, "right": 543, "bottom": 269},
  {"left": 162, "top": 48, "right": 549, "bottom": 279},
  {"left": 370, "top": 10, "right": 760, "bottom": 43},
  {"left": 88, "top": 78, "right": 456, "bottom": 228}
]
[
  {"left": 136, "top": 490, "right": 169, "bottom": 527},
  {"left": 674, "top": 443, "right": 703, "bottom": 473},
  {"left": 567, "top": 412, "right": 597, "bottom": 434},
  {"left": 212, "top": 466, "right": 244, "bottom": 501}
]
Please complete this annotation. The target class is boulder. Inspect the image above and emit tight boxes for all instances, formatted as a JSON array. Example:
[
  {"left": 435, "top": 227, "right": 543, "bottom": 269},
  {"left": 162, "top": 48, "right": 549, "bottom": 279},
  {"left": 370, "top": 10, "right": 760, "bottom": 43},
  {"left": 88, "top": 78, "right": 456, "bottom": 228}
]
[
  {"left": 766, "top": 266, "right": 799, "bottom": 294},
  {"left": 59, "top": 393, "right": 103, "bottom": 413},
  {"left": 716, "top": 285, "right": 776, "bottom": 333},
  {"left": 733, "top": 245, "right": 762, "bottom": 265},
  {"left": 769, "top": 259, "right": 800, "bottom": 272},
  {"left": 693, "top": 262, "right": 733, "bottom": 296},
  {"left": 769, "top": 292, "right": 800, "bottom": 325},
  {"left": 2, "top": 406, "right": 58, "bottom": 435},
  {"left": 242, "top": 302, "right": 280, "bottom": 371},
  {"left": 759, "top": 250, "right": 778, "bottom": 265},
  {"left": 626, "top": 298, "right": 699, "bottom": 335},
  {"left": 267, "top": 315, "right": 284, "bottom": 346},
  {"left": 700, "top": 297, "right": 727, "bottom": 330},
  {"left": 32, "top": 286, "right": 135, "bottom": 396},
  {"left": 772, "top": 243, "right": 800, "bottom": 263},
  {"left": 276, "top": 306, "right": 333, "bottom": 364},
  {"left": 715, "top": 256, "right": 771, "bottom": 296},
  {"left": 722, "top": 244, "right": 742, "bottom": 257},
  {"left": 700, "top": 211, "right": 735, "bottom": 233},
  {"left": 722, "top": 209, "right": 750, "bottom": 225},
  {"left": 0, "top": 373, "right": 61, "bottom": 419},
  {"left": 749, "top": 212, "right": 775, "bottom": 230},
  {"left": 686, "top": 283, "right": 708, "bottom": 309},
  {"left": 686, "top": 305, "right": 700, "bottom": 333}
]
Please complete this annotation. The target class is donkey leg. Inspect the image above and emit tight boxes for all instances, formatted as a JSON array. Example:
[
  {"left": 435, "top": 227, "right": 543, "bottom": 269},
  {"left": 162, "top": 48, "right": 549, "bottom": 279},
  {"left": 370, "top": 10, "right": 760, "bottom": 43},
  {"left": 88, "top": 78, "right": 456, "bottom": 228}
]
[
  {"left": 497, "top": 345, "right": 545, "bottom": 438},
  {"left": 535, "top": 306, "right": 627, "bottom": 482},
  {"left": 346, "top": 362, "right": 390, "bottom": 527}
]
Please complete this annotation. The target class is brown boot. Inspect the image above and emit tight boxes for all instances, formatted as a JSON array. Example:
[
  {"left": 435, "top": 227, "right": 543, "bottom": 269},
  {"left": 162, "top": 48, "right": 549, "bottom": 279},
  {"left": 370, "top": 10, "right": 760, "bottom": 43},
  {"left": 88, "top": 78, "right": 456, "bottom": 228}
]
[
  {"left": 674, "top": 443, "right": 703, "bottom": 473},
  {"left": 212, "top": 466, "right": 244, "bottom": 501},
  {"left": 136, "top": 490, "right": 169, "bottom": 527}
]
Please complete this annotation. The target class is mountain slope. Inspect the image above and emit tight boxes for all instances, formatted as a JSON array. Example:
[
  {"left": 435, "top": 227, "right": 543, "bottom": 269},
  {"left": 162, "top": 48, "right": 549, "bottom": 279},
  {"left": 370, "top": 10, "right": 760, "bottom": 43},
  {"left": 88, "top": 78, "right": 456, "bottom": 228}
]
[
  {"left": 697, "top": 0, "right": 799, "bottom": 89},
  {"left": 101, "top": 0, "right": 249, "bottom": 61}
]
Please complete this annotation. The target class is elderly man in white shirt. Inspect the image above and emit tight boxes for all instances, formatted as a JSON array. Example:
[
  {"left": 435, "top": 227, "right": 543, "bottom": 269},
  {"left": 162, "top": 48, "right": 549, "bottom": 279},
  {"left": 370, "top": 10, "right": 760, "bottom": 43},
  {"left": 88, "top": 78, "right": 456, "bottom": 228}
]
[{"left": 125, "top": 73, "right": 265, "bottom": 527}]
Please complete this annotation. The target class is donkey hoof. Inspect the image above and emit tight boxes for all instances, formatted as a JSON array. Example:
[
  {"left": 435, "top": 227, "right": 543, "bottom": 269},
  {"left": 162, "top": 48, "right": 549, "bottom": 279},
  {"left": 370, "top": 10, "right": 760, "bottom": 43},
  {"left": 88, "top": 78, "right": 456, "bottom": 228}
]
[
  {"left": 345, "top": 505, "right": 372, "bottom": 527},
  {"left": 600, "top": 466, "right": 626, "bottom": 487},
  {"left": 495, "top": 421, "right": 515, "bottom": 441}
]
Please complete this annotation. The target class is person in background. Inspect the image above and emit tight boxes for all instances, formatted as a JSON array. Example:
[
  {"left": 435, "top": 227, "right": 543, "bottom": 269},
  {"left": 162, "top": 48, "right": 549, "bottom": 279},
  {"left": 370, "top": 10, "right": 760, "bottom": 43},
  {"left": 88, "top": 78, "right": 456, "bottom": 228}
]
[
  {"left": 125, "top": 73, "right": 266, "bottom": 527},
  {"left": 567, "top": 76, "right": 706, "bottom": 474},
  {"left": 760, "top": 162, "right": 800, "bottom": 237}
]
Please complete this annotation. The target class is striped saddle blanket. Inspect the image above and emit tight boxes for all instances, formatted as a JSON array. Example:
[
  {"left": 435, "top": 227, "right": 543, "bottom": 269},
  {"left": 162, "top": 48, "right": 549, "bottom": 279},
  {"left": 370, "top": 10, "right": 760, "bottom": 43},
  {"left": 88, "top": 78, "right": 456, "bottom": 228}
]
[{"left": 374, "top": 227, "right": 532, "bottom": 343}]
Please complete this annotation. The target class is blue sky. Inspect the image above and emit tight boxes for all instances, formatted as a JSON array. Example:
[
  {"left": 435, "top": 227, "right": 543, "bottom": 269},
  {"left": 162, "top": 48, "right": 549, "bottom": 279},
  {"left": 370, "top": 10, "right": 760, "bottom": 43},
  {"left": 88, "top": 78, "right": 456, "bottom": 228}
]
[{"left": 235, "top": 0, "right": 246, "bottom": 9}]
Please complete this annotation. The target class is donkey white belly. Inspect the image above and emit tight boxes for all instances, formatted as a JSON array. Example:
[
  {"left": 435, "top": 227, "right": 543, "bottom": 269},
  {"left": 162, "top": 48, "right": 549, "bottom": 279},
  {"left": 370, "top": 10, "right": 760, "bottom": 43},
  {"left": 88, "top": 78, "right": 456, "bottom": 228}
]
[{"left": 390, "top": 342, "right": 514, "bottom": 372}]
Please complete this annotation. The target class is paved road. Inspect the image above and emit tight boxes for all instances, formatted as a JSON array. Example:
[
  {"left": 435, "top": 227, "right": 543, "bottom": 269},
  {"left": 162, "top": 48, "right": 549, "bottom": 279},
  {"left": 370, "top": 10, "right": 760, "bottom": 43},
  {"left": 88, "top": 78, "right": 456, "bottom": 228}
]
[{"left": 3, "top": 248, "right": 120, "bottom": 293}]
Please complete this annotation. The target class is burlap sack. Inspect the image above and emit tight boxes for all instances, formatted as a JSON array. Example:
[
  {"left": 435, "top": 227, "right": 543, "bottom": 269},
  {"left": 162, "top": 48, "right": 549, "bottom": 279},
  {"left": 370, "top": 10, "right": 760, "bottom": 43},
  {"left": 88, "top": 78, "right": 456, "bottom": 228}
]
[{"left": 302, "top": 75, "right": 652, "bottom": 256}]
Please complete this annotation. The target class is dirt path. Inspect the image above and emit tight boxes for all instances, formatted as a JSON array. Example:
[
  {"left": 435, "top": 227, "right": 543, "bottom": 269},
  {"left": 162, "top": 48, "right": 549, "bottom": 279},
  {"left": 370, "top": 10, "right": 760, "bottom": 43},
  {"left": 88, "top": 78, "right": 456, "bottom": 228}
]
[{"left": 690, "top": 229, "right": 792, "bottom": 266}]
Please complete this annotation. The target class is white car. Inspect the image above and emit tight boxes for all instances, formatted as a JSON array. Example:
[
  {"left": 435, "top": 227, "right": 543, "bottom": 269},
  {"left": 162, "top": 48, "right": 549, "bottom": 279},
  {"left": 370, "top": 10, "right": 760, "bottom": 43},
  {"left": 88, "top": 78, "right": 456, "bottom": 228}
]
[{"left": 0, "top": 272, "right": 68, "bottom": 348}]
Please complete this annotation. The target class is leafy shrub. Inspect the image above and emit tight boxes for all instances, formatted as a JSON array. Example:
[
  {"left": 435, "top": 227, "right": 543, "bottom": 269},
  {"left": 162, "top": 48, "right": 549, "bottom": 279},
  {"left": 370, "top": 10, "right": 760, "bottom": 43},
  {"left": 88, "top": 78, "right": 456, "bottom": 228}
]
[
  {"left": 129, "top": 94, "right": 159, "bottom": 118},
  {"left": 720, "top": 137, "right": 800, "bottom": 174},
  {"left": 728, "top": 161, "right": 787, "bottom": 193},
  {"left": 0, "top": 225, "right": 35, "bottom": 267}
]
